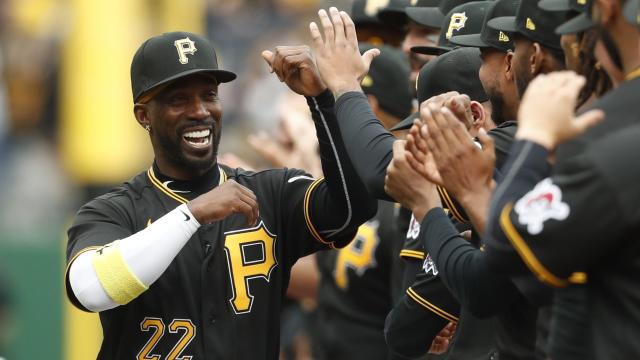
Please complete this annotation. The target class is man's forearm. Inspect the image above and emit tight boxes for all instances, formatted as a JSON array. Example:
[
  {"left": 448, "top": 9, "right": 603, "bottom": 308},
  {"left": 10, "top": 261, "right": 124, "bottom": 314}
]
[
  {"left": 305, "top": 90, "right": 377, "bottom": 239},
  {"left": 334, "top": 91, "right": 396, "bottom": 200}
]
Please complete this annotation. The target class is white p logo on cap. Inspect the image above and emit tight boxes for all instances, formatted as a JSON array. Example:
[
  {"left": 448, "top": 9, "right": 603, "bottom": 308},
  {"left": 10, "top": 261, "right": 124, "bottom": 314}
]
[
  {"left": 174, "top": 37, "right": 197, "bottom": 64},
  {"left": 446, "top": 12, "right": 468, "bottom": 39}
]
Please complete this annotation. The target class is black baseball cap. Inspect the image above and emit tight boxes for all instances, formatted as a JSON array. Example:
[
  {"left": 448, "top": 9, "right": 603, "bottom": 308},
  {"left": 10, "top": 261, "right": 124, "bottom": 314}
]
[
  {"left": 391, "top": 47, "right": 487, "bottom": 130},
  {"left": 539, "top": 0, "right": 594, "bottom": 35},
  {"left": 351, "top": 0, "right": 384, "bottom": 25},
  {"left": 624, "top": 0, "right": 639, "bottom": 28},
  {"left": 412, "top": 1, "right": 490, "bottom": 55},
  {"left": 376, "top": 0, "right": 412, "bottom": 27},
  {"left": 450, "top": 0, "right": 520, "bottom": 52},
  {"left": 360, "top": 44, "right": 414, "bottom": 120},
  {"left": 487, "top": 0, "right": 565, "bottom": 50},
  {"left": 131, "top": 31, "right": 236, "bottom": 103},
  {"left": 406, "top": 0, "right": 474, "bottom": 29}
]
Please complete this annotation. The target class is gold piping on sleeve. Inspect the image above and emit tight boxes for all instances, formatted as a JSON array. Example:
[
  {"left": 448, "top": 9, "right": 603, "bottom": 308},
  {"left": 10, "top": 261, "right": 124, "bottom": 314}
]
[
  {"left": 407, "top": 287, "right": 459, "bottom": 323},
  {"left": 499, "top": 203, "right": 569, "bottom": 288},
  {"left": 303, "top": 178, "right": 337, "bottom": 248},
  {"left": 400, "top": 250, "right": 426, "bottom": 260},
  {"left": 437, "top": 186, "right": 466, "bottom": 223}
]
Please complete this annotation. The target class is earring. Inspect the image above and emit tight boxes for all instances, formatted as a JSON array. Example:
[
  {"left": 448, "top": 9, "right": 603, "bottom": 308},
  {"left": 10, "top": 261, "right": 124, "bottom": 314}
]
[{"left": 144, "top": 125, "right": 151, "bottom": 131}]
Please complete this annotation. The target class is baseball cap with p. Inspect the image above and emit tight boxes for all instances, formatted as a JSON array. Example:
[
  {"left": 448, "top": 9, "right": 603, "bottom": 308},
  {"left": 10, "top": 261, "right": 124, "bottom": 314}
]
[
  {"left": 131, "top": 31, "right": 236, "bottom": 103},
  {"left": 411, "top": 1, "right": 491, "bottom": 55},
  {"left": 450, "top": 0, "right": 521, "bottom": 52},
  {"left": 391, "top": 47, "right": 487, "bottom": 130}
]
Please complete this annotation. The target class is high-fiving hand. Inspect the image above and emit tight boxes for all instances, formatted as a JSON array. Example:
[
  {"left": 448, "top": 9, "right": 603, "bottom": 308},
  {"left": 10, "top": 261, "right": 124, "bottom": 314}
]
[{"left": 309, "top": 7, "right": 381, "bottom": 98}]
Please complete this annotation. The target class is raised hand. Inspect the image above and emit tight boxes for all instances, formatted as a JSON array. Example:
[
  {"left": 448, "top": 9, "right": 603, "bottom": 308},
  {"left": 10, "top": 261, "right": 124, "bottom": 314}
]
[
  {"left": 187, "top": 180, "right": 259, "bottom": 226},
  {"left": 516, "top": 71, "right": 605, "bottom": 151},
  {"left": 309, "top": 7, "right": 380, "bottom": 97},
  {"left": 418, "top": 103, "right": 496, "bottom": 232},
  {"left": 261, "top": 46, "right": 327, "bottom": 97},
  {"left": 405, "top": 119, "right": 444, "bottom": 186},
  {"left": 385, "top": 140, "right": 441, "bottom": 221}
]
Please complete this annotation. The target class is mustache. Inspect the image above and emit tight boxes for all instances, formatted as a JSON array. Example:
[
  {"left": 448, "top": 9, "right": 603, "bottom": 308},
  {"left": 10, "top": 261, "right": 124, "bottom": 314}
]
[{"left": 177, "top": 118, "right": 216, "bottom": 134}]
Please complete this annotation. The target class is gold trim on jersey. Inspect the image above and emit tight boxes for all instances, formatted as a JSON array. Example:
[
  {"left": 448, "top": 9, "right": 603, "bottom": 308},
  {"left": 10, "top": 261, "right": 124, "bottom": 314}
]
[
  {"left": 303, "top": 178, "right": 337, "bottom": 249},
  {"left": 625, "top": 67, "right": 640, "bottom": 81},
  {"left": 407, "top": 287, "right": 459, "bottom": 323},
  {"left": 399, "top": 249, "right": 426, "bottom": 260},
  {"left": 499, "top": 203, "right": 569, "bottom": 288},
  {"left": 437, "top": 186, "right": 466, "bottom": 223},
  {"left": 147, "top": 166, "right": 227, "bottom": 204}
]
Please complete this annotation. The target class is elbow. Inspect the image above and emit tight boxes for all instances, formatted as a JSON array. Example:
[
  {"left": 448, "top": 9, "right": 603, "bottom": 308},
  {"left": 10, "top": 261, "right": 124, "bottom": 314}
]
[{"left": 384, "top": 312, "right": 431, "bottom": 358}]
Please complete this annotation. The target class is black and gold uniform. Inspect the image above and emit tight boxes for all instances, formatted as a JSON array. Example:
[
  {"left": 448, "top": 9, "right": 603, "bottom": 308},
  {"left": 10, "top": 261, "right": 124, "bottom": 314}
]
[
  {"left": 486, "top": 76, "right": 640, "bottom": 359},
  {"left": 315, "top": 200, "right": 405, "bottom": 360},
  {"left": 65, "top": 89, "right": 377, "bottom": 360}
]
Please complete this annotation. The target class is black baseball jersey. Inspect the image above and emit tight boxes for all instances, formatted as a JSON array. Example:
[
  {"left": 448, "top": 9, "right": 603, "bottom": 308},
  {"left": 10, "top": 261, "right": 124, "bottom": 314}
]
[
  {"left": 64, "top": 90, "right": 377, "bottom": 360},
  {"left": 315, "top": 200, "right": 405, "bottom": 360},
  {"left": 485, "top": 77, "right": 640, "bottom": 359},
  {"left": 65, "top": 163, "right": 359, "bottom": 360}
]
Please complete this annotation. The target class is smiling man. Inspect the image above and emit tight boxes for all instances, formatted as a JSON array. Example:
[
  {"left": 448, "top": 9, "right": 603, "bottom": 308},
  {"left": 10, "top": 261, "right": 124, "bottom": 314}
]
[{"left": 63, "top": 32, "right": 376, "bottom": 360}]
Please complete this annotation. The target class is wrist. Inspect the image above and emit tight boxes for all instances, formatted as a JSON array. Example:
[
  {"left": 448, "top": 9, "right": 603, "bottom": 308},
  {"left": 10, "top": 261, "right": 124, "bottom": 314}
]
[
  {"left": 330, "top": 81, "right": 363, "bottom": 100},
  {"left": 186, "top": 202, "right": 206, "bottom": 225},
  {"left": 515, "top": 127, "right": 556, "bottom": 151},
  {"left": 412, "top": 195, "right": 442, "bottom": 222}
]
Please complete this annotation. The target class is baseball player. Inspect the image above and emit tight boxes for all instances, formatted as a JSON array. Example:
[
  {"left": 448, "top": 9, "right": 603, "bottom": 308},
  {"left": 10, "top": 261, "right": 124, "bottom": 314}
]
[
  {"left": 313, "top": 43, "right": 413, "bottom": 360},
  {"left": 484, "top": 0, "right": 640, "bottom": 358},
  {"left": 64, "top": 32, "right": 376, "bottom": 359}
]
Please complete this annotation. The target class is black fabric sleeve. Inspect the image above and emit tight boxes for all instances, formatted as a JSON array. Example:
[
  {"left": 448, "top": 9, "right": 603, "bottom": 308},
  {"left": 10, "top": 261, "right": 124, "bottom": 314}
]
[
  {"left": 484, "top": 139, "right": 622, "bottom": 287},
  {"left": 303, "top": 90, "right": 378, "bottom": 248},
  {"left": 421, "top": 208, "right": 521, "bottom": 318},
  {"left": 334, "top": 91, "right": 396, "bottom": 200}
]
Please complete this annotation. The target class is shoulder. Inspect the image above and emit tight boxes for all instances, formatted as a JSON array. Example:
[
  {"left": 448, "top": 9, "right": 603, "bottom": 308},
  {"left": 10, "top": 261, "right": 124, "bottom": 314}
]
[
  {"left": 76, "top": 170, "right": 149, "bottom": 219},
  {"left": 221, "top": 165, "right": 313, "bottom": 186}
]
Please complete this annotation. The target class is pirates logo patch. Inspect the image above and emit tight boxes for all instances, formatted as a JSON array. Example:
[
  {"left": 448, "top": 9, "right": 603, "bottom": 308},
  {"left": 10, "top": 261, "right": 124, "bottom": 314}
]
[{"left": 514, "top": 178, "right": 569, "bottom": 235}]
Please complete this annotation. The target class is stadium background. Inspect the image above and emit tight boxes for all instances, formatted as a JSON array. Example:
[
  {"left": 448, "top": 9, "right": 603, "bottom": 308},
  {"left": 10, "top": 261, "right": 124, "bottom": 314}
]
[{"left": 0, "top": 0, "right": 351, "bottom": 358}]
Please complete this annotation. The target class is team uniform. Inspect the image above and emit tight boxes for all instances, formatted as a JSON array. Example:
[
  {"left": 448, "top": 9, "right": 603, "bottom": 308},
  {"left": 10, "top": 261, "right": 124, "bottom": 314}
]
[
  {"left": 315, "top": 200, "right": 405, "bottom": 360},
  {"left": 65, "top": 90, "right": 377, "bottom": 360},
  {"left": 485, "top": 75, "right": 640, "bottom": 359}
]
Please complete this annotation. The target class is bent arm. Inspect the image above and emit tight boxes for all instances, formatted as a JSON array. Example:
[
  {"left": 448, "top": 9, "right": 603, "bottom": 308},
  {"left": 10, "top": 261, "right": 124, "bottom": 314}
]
[
  {"left": 303, "top": 90, "right": 378, "bottom": 247},
  {"left": 421, "top": 208, "right": 520, "bottom": 318},
  {"left": 67, "top": 204, "right": 199, "bottom": 312}
]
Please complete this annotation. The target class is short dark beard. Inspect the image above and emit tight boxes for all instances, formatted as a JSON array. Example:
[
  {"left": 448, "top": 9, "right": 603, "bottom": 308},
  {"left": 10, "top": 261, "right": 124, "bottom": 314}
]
[
  {"left": 156, "top": 124, "right": 221, "bottom": 175},
  {"left": 487, "top": 90, "right": 507, "bottom": 125},
  {"left": 514, "top": 60, "right": 533, "bottom": 100}
]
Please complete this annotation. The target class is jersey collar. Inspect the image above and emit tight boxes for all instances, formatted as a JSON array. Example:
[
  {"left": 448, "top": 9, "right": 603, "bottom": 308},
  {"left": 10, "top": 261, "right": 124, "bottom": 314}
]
[{"left": 147, "top": 162, "right": 227, "bottom": 204}]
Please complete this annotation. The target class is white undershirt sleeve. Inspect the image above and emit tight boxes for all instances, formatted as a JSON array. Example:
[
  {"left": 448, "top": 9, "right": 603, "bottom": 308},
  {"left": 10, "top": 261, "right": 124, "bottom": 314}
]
[{"left": 68, "top": 203, "right": 201, "bottom": 312}]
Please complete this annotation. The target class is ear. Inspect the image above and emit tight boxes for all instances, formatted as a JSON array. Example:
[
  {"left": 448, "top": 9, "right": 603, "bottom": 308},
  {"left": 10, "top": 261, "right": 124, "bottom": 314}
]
[
  {"left": 134, "top": 103, "right": 150, "bottom": 131},
  {"left": 504, "top": 51, "right": 515, "bottom": 82},
  {"left": 530, "top": 43, "right": 544, "bottom": 76},
  {"left": 469, "top": 100, "right": 486, "bottom": 131}
]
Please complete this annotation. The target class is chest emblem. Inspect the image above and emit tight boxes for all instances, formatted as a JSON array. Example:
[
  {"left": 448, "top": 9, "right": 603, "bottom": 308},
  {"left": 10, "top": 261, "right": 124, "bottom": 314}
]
[{"left": 223, "top": 222, "right": 277, "bottom": 314}]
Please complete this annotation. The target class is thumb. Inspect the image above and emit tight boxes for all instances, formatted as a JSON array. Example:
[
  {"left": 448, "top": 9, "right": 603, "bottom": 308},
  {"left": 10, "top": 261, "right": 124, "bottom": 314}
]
[
  {"left": 261, "top": 50, "right": 275, "bottom": 71},
  {"left": 361, "top": 48, "right": 380, "bottom": 68},
  {"left": 478, "top": 128, "right": 495, "bottom": 158},
  {"left": 574, "top": 109, "right": 605, "bottom": 134}
]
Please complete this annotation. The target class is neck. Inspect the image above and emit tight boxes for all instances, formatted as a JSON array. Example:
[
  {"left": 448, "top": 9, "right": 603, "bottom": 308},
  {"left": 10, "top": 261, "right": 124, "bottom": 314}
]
[{"left": 155, "top": 157, "right": 217, "bottom": 181}]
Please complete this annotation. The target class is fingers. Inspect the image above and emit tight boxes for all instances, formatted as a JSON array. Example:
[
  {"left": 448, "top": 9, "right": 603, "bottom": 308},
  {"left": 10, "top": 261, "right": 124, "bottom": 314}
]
[
  {"left": 477, "top": 128, "right": 496, "bottom": 163},
  {"left": 361, "top": 48, "right": 381, "bottom": 69},
  {"left": 234, "top": 194, "right": 259, "bottom": 226},
  {"left": 574, "top": 109, "right": 605, "bottom": 134},
  {"left": 340, "top": 10, "right": 357, "bottom": 46},
  {"left": 318, "top": 9, "right": 335, "bottom": 48},
  {"left": 261, "top": 50, "right": 275, "bottom": 72},
  {"left": 329, "top": 7, "right": 345, "bottom": 44},
  {"left": 309, "top": 22, "right": 323, "bottom": 49}
]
